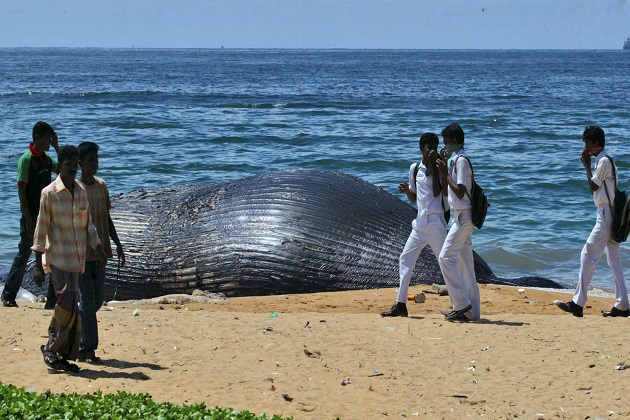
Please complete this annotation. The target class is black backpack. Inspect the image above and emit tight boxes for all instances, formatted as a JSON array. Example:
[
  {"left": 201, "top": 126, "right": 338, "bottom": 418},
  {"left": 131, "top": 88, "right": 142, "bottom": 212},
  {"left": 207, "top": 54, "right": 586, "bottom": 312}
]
[
  {"left": 457, "top": 156, "right": 489, "bottom": 229},
  {"left": 602, "top": 156, "right": 630, "bottom": 243}
]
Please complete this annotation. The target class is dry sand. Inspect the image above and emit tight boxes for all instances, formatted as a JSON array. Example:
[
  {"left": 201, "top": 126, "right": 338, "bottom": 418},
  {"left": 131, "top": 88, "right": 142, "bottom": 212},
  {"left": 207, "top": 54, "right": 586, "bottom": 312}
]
[{"left": 1, "top": 285, "right": 629, "bottom": 419}]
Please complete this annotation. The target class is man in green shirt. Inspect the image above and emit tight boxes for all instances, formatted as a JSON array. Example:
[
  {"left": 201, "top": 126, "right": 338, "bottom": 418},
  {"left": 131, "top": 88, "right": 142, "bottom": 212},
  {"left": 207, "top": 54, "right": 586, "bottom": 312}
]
[{"left": 2, "top": 122, "right": 59, "bottom": 307}]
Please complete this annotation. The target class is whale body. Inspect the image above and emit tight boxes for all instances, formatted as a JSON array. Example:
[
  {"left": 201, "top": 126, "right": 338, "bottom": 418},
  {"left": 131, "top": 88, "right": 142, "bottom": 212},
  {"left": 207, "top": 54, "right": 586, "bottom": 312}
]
[{"left": 3, "top": 169, "right": 566, "bottom": 300}]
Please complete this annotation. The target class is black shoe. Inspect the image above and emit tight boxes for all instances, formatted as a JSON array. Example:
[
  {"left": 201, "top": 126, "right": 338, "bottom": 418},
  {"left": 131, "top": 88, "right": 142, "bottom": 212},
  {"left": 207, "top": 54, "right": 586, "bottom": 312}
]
[
  {"left": 447, "top": 312, "right": 472, "bottom": 322},
  {"left": 602, "top": 307, "right": 630, "bottom": 318},
  {"left": 381, "top": 302, "right": 408, "bottom": 317},
  {"left": 2, "top": 297, "right": 18, "bottom": 308},
  {"left": 555, "top": 300, "right": 583, "bottom": 317},
  {"left": 78, "top": 351, "right": 102, "bottom": 364},
  {"left": 443, "top": 304, "right": 472, "bottom": 320}
]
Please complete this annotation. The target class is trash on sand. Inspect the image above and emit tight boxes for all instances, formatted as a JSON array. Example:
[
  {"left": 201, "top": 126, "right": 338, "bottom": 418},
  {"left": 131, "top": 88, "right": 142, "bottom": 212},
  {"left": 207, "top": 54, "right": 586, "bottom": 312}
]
[
  {"left": 132, "top": 308, "right": 139, "bottom": 316},
  {"left": 282, "top": 393, "right": 293, "bottom": 402},
  {"left": 304, "top": 321, "right": 310, "bottom": 328},
  {"left": 341, "top": 378, "right": 351, "bottom": 386},
  {"left": 614, "top": 364, "right": 630, "bottom": 370},
  {"left": 270, "top": 312, "right": 278, "bottom": 318}
]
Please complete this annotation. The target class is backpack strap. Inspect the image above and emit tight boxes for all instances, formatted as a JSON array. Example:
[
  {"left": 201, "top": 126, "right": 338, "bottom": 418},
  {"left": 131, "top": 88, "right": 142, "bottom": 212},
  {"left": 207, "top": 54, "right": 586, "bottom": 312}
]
[
  {"left": 413, "top": 162, "right": 420, "bottom": 187},
  {"left": 605, "top": 155, "right": 617, "bottom": 188},
  {"left": 602, "top": 156, "right": 617, "bottom": 216},
  {"left": 455, "top": 155, "right": 475, "bottom": 202}
]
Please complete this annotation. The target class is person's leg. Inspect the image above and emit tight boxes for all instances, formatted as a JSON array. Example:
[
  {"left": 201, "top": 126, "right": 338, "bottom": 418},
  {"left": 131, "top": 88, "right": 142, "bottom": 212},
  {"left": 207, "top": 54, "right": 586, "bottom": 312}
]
[
  {"left": 79, "top": 261, "right": 99, "bottom": 357},
  {"left": 573, "top": 207, "right": 609, "bottom": 307},
  {"left": 94, "top": 261, "right": 106, "bottom": 313},
  {"left": 46, "top": 266, "right": 81, "bottom": 362},
  {"left": 439, "top": 210, "right": 474, "bottom": 312},
  {"left": 605, "top": 240, "right": 629, "bottom": 310},
  {"left": 462, "top": 232, "right": 480, "bottom": 320},
  {"left": 396, "top": 229, "right": 428, "bottom": 303},
  {"left": 426, "top": 216, "right": 448, "bottom": 262},
  {"left": 44, "top": 276, "right": 57, "bottom": 309},
  {"left": 2, "top": 217, "right": 32, "bottom": 304}
]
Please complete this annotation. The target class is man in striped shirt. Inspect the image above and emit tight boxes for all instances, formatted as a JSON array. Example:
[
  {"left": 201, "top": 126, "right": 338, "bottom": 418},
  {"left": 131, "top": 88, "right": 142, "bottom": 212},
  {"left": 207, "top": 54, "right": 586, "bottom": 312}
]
[{"left": 32, "top": 145, "right": 105, "bottom": 373}]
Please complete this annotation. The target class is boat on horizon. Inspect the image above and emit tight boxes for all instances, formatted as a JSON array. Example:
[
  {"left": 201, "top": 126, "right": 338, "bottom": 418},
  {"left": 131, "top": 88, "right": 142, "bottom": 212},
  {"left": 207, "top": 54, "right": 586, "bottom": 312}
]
[{"left": 624, "top": 37, "right": 630, "bottom": 50}]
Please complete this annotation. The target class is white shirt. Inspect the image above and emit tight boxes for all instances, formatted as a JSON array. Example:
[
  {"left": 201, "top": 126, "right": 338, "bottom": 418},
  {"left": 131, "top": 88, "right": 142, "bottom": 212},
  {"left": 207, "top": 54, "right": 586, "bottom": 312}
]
[
  {"left": 408, "top": 161, "right": 446, "bottom": 227},
  {"left": 448, "top": 149, "right": 473, "bottom": 211},
  {"left": 591, "top": 149, "right": 616, "bottom": 207}
]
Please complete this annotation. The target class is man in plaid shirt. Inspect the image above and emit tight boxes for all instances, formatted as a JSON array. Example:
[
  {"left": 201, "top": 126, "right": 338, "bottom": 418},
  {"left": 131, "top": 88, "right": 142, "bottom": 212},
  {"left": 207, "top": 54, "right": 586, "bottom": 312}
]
[{"left": 32, "top": 145, "right": 105, "bottom": 373}]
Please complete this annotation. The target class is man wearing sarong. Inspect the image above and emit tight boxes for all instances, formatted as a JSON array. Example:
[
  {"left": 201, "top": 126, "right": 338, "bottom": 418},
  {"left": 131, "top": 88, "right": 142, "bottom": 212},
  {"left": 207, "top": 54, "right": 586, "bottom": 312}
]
[{"left": 31, "top": 145, "right": 105, "bottom": 373}]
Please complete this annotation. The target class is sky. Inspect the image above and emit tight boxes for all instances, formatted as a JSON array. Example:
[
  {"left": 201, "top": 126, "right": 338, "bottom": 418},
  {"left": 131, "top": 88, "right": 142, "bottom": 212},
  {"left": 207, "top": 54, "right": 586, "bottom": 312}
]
[{"left": 1, "top": 0, "right": 629, "bottom": 49}]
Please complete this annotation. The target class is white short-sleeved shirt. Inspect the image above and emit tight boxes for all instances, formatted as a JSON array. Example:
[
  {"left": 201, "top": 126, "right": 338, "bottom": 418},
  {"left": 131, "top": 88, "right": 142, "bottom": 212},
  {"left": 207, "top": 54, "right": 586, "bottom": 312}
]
[
  {"left": 448, "top": 150, "right": 473, "bottom": 211},
  {"left": 591, "top": 149, "right": 616, "bottom": 207},
  {"left": 408, "top": 162, "right": 446, "bottom": 227}
]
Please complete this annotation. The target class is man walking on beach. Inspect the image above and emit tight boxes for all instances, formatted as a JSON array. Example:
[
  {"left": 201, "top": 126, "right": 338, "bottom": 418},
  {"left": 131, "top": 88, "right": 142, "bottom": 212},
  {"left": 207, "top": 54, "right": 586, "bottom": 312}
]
[
  {"left": 436, "top": 123, "right": 480, "bottom": 321},
  {"left": 32, "top": 145, "right": 105, "bottom": 372},
  {"left": 2, "top": 122, "right": 58, "bottom": 308},
  {"left": 381, "top": 132, "right": 448, "bottom": 317},
  {"left": 556, "top": 125, "right": 629, "bottom": 318},
  {"left": 76, "top": 141, "right": 126, "bottom": 364}
]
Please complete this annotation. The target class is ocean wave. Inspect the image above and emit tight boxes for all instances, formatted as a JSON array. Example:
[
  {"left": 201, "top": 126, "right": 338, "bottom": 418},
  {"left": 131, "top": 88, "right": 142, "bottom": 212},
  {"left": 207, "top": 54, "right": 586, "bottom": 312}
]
[{"left": 217, "top": 103, "right": 276, "bottom": 109}]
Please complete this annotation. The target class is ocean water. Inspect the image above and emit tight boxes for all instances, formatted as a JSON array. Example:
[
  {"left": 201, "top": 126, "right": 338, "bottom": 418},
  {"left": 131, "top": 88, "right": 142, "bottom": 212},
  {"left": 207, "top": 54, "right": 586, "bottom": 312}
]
[{"left": 1, "top": 48, "right": 629, "bottom": 292}]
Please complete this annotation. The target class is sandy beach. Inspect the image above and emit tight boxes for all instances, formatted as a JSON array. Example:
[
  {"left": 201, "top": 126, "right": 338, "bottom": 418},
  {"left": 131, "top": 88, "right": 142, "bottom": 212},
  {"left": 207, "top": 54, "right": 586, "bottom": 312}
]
[{"left": 1, "top": 284, "right": 629, "bottom": 419}]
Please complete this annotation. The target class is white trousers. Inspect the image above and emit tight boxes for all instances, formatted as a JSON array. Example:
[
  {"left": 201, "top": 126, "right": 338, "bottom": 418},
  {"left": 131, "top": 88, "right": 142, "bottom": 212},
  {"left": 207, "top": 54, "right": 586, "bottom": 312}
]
[
  {"left": 397, "top": 214, "right": 447, "bottom": 303},
  {"left": 438, "top": 209, "right": 480, "bottom": 320},
  {"left": 573, "top": 206, "right": 629, "bottom": 310}
]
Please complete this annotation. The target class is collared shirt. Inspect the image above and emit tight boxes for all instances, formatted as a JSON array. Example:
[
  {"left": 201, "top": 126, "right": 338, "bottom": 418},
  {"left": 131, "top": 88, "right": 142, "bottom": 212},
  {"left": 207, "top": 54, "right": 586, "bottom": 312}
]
[
  {"left": 408, "top": 161, "right": 446, "bottom": 227},
  {"left": 31, "top": 175, "right": 101, "bottom": 273},
  {"left": 591, "top": 149, "right": 615, "bottom": 207},
  {"left": 448, "top": 149, "right": 473, "bottom": 211},
  {"left": 77, "top": 176, "right": 113, "bottom": 260}
]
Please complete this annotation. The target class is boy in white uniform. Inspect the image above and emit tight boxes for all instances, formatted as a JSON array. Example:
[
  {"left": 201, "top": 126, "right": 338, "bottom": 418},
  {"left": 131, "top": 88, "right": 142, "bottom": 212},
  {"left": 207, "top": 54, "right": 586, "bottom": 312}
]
[
  {"left": 381, "top": 133, "right": 447, "bottom": 317},
  {"left": 436, "top": 123, "right": 480, "bottom": 321},
  {"left": 556, "top": 125, "right": 629, "bottom": 318}
]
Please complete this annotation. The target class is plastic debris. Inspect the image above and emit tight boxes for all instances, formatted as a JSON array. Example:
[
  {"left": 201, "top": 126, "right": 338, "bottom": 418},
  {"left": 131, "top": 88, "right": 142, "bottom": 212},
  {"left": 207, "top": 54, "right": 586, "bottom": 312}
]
[
  {"left": 614, "top": 364, "right": 630, "bottom": 370},
  {"left": 304, "top": 321, "right": 310, "bottom": 328},
  {"left": 132, "top": 308, "right": 139, "bottom": 316},
  {"left": 341, "top": 378, "right": 351, "bottom": 386},
  {"left": 270, "top": 312, "right": 278, "bottom": 318}
]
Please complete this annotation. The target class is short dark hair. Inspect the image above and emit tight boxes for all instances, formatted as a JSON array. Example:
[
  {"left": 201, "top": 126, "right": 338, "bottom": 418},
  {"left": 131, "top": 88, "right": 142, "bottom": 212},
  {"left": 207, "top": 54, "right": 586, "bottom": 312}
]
[
  {"left": 419, "top": 132, "right": 439, "bottom": 149},
  {"left": 441, "top": 123, "right": 465, "bottom": 144},
  {"left": 78, "top": 141, "right": 99, "bottom": 161},
  {"left": 32, "top": 121, "right": 55, "bottom": 141},
  {"left": 57, "top": 145, "right": 79, "bottom": 164},
  {"left": 583, "top": 125, "right": 605, "bottom": 147}
]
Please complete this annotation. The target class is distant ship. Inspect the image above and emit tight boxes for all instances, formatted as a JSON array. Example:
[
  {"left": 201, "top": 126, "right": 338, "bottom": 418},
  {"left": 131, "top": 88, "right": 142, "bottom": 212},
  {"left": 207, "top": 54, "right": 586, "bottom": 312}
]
[{"left": 625, "top": 37, "right": 630, "bottom": 50}]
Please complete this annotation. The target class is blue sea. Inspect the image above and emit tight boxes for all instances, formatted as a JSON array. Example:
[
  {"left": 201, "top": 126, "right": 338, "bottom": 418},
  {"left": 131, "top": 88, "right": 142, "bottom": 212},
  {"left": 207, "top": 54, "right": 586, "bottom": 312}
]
[{"left": 1, "top": 48, "right": 629, "bottom": 293}]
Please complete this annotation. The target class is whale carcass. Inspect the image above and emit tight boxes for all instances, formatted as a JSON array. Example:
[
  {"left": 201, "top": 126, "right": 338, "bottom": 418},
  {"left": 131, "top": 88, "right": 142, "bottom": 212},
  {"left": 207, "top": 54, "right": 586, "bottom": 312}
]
[{"left": 93, "top": 169, "right": 565, "bottom": 300}]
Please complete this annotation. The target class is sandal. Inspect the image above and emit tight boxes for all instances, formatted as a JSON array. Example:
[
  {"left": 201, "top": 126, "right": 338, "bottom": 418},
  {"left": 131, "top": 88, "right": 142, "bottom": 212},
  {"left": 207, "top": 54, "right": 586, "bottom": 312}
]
[{"left": 40, "top": 345, "right": 62, "bottom": 370}]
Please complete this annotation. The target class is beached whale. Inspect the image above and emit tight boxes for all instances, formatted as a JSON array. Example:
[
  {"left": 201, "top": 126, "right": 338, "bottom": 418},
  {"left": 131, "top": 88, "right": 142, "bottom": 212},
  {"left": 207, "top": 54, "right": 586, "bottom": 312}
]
[{"left": 4, "top": 169, "right": 566, "bottom": 300}]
